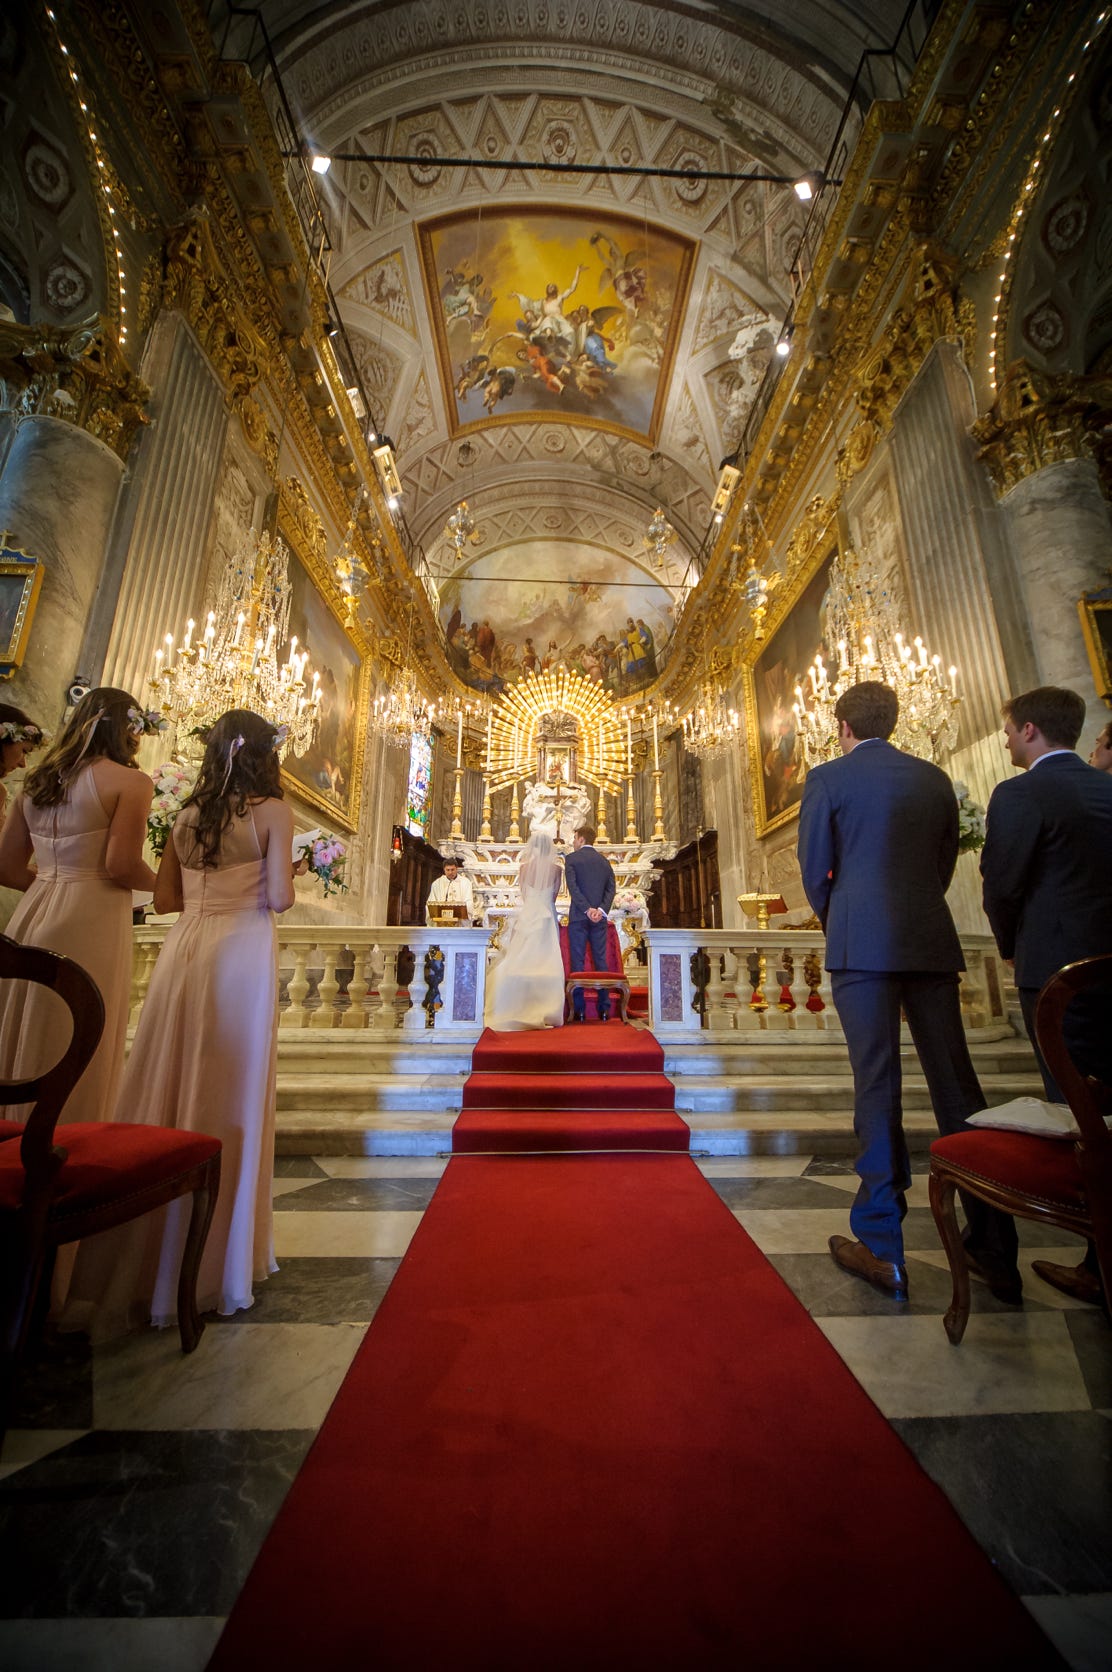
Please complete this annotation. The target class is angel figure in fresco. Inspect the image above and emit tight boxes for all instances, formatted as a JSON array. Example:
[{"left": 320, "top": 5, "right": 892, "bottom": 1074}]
[
  {"left": 589, "top": 232, "right": 649, "bottom": 315},
  {"left": 455, "top": 354, "right": 490, "bottom": 400},
  {"left": 442, "top": 266, "right": 494, "bottom": 339},
  {"left": 479, "top": 365, "right": 517, "bottom": 413},
  {"left": 569, "top": 304, "right": 619, "bottom": 373},
  {"left": 511, "top": 263, "right": 585, "bottom": 354}
]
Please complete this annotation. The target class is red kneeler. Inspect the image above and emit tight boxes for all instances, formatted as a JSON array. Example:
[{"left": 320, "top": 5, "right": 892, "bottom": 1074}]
[{"left": 559, "top": 922, "right": 628, "bottom": 1021}]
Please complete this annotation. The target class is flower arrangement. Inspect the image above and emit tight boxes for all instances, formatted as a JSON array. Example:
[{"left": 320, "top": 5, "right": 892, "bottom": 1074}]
[
  {"left": 128, "top": 706, "right": 168, "bottom": 738},
  {"left": 147, "top": 760, "right": 193, "bottom": 858},
  {"left": 953, "top": 781, "right": 986, "bottom": 853},
  {"left": 295, "top": 829, "right": 348, "bottom": 896},
  {"left": 611, "top": 887, "right": 650, "bottom": 923}
]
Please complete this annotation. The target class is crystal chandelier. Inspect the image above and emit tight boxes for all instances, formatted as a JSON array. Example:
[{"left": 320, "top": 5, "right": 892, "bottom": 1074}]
[
  {"left": 370, "top": 607, "right": 436, "bottom": 751},
  {"left": 148, "top": 527, "right": 321, "bottom": 757},
  {"left": 792, "top": 545, "right": 960, "bottom": 768},
  {"left": 731, "top": 500, "right": 781, "bottom": 640},
  {"left": 444, "top": 498, "right": 480, "bottom": 557},
  {"left": 679, "top": 674, "right": 742, "bottom": 760}
]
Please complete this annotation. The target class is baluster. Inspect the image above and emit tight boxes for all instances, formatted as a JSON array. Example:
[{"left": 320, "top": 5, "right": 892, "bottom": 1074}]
[
  {"left": 312, "top": 943, "right": 340, "bottom": 1029},
  {"left": 129, "top": 941, "right": 157, "bottom": 1028},
  {"left": 720, "top": 946, "right": 741, "bottom": 1032},
  {"left": 343, "top": 947, "right": 371, "bottom": 1030},
  {"left": 704, "top": 949, "right": 729, "bottom": 1029},
  {"left": 802, "top": 949, "right": 829, "bottom": 1026},
  {"left": 788, "top": 948, "right": 814, "bottom": 1027},
  {"left": 284, "top": 944, "right": 311, "bottom": 1029},
  {"left": 375, "top": 946, "right": 400, "bottom": 1030},
  {"left": 733, "top": 947, "right": 763, "bottom": 1031}
]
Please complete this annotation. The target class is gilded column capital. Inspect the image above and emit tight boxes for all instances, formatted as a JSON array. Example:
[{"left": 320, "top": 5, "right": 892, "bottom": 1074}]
[
  {"left": 972, "top": 361, "right": 1112, "bottom": 496},
  {"left": 162, "top": 216, "right": 264, "bottom": 403},
  {"left": 0, "top": 317, "right": 150, "bottom": 460}
]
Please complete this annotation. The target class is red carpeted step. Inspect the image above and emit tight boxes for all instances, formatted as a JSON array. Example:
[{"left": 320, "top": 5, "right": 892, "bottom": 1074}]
[
  {"left": 471, "top": 1022, "right": 663, "bottom": 1075},
  {"left": 211, "top": 1155, "right": 1060, "bottom": 1670},
  {"left": 452, "top": 1108, "right": 690, "bottom": 1152},
  {"left": 462, "top": 1071, "right": 675, "bottom": 1110}
]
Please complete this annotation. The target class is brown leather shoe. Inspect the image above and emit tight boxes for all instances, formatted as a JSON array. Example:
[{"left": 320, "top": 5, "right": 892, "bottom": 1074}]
[
  {"left": 1031, "top": 1259, "right": 1103, "bottom": 1306},
  {"left": 828, "top": 1235, "right": 909, "bottom": 1300}
]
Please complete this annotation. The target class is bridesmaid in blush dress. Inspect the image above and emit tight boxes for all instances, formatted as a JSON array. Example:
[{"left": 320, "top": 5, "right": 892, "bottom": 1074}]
[
  {"left": 0, "top": 702, "right": 47, "bottom": 834},
  {"left": 90, "top": 708, "right": 298, "bottom": 1329},
  {"left": 0, "top": 688, "right": 158, "bottom": 1126}
]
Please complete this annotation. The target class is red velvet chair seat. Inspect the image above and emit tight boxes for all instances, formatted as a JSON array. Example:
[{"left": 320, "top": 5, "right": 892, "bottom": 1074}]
[
  {"left": 931, "top": 1130, "right": 1086, "bottom": 1214},
  {"left": 0, "top": 1122, "right": 222, "bottom": 1221}
]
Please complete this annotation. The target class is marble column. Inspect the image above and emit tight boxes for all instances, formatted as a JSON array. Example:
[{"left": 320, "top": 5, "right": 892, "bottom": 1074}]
[
  {"left": 100, "top": 312, "right": 227, "bottom": 697},
  {"left": 0, "top": 414, "right": 124, "bottom": 729},
  {"left": 999, "top": 456, "right": 1112, "bottom": 742}
]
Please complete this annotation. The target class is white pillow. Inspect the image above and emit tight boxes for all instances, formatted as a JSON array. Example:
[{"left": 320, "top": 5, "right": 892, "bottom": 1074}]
[{"left": 967, "top": 1097, "right": 1078, "bottom": 1138}]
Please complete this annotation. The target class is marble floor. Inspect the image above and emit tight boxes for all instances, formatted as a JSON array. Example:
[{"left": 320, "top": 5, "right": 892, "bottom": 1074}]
[{"left": 1, "top": 1152, "right": 1109, "bottom": 1671}]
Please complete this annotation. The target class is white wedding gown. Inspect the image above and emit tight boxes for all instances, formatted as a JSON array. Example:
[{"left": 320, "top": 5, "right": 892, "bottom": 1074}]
[{"left": 485, "top": 847, "right": 565, "bottom": 1031}]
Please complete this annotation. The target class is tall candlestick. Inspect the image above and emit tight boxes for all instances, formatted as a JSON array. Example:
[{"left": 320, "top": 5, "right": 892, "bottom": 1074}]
[
  {"left": 486, "top": 710, "right": 492, "bottom": 774},
  {"left": 652, "top": 713, "right": 659, "bottom": 770},
  {"left": 456, "top": 708, "right": 463, "bottom": 769},
  {"left": 598, "top": 718, "right": 604, "bottom": 767},
  {"left": 626, "top": 715, "right": 632, "bottom": 775}
]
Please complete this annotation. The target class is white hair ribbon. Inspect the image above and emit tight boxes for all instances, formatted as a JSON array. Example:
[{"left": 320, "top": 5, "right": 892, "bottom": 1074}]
[
  {"left": 219, "top": 733, "right": 246, "bottom": 794},
  {"left": 72, "top": 708, "right": 107, "bottom": 767}
]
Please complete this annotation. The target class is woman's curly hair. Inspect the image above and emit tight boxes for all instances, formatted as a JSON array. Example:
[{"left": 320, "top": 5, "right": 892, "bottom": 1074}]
[{"left": 181, "top": 708, "right": 283, "bottom": 868}]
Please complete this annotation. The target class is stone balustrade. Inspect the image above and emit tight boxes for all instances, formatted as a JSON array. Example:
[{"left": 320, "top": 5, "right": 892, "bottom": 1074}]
[{"left": 131, "top": 922, "right": 1012, "bottom": 1041}]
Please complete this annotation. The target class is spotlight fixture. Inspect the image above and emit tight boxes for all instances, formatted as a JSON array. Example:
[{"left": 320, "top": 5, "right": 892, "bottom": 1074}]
[
  {"left": 324, "top": 315, "right": 341, "bottom": 338},
  {"left": 372, "top": 439, "right": 402, "bottom": 510},
  {"left": 310, "top": 153, "right": 331, "bottom": 175},
  {"left": 775, "top": 336, "right": 791, "bottom": 358},
  {"left": 711, "top": 462, "right": 741, "bottom": 524},
  {"left": 793, "top": 171, "right": 823, "bottom": 201}
]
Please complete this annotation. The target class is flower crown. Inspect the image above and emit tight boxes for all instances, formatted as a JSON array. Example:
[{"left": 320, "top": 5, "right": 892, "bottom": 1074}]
[
  {"left": 127, "top": 706, "right": 168, "bottom": 738},
  {"left": 0, "top": 720, "right": 47, "bottom": 748}
]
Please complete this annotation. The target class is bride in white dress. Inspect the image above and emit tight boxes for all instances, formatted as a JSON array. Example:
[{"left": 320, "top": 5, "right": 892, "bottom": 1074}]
[{"left": 485, "top": 831, "right": 565, "bottom": 1031}]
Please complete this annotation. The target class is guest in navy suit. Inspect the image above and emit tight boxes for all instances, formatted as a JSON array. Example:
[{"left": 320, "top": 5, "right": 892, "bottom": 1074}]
[
  {"left": 980, "top": 686, "right": 1112, "bottom": 1306},
  {"left": 563, "top": 825, "right": 616, "bottom": 1021},
  {"left": 798, "top": 681, "right": 1018, "bottom": 1301}
]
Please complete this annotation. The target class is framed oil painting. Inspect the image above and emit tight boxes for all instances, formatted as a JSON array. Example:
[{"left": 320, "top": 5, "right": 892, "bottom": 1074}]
[
  {"left": 419, "top": 206, "right": 696, "bottom": 442},
  {"left": 742, "top": 547, "right": 838, "bottom": 837},
  {"left": 1079, "top": 585, "right": 1112, "bottom": 706},
  {"left": 280, "top": 547, "right": 369, "bottom": 833},
  {"left": 0, "top": 545, "right": 45, "bottom": 677}
]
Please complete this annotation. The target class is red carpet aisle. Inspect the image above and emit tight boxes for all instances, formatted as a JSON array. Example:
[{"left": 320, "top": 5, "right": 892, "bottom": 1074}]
[
  {"left": 453, "top": 1021, "right": 690, "bottom": 1151},
  {"left": 209, "top": 1150, "right": 1060, "bottom": 1670}
]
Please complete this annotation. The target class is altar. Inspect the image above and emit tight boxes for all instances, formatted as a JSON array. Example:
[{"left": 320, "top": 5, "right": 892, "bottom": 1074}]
[{"left": 432, "top": 667, "right": 677, "bottom": 963}]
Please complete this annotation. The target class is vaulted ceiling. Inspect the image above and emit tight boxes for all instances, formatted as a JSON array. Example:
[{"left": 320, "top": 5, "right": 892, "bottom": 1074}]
[{"left": 224, "top": 3, "right": 927, "bottom": 682}]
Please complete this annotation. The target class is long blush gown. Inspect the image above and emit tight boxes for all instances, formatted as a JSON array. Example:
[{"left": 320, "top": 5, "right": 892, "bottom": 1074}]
[
  {"left": 0, "top": 764, "right": 135, "bottom": 1126},
  {"left": 65, "top": 804, "right": 280, "bottom": 1335},
  {"left": 485, "top": 849, "right": 565, "bottom": 1031}
]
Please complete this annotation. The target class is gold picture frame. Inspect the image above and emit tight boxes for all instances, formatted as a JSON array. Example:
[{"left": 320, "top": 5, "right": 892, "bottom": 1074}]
[
  {"left": 0, "top": 544, "right": 45, "bottom": 678},
  {"left": 1078, "top": 587, "right": 1112, "bottom": 708},
  {"left": 276, "top": 517, "right": 371, "bottom": 834},
  {"left": 740, "top": 511, "right": 841, "bottom": 838}
]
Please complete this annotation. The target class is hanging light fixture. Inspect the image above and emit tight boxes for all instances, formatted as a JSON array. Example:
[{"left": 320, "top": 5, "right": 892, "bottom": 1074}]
[
  {"left": 370, "top": 606, "right": 436, "bottom": 750},
  {"left": 679, "top": 672, "right": 742, "bottom": 761},
  {"left": 444, "top": 498, "right": 480, "bottom": 557},
  {"left": 643, "top": 505, "right": 675, "bottom": 568},
  {"left": 731, "top": 499, "right": 781, "bottom": 640},
  {"left": 147, "top": 527, "right": 321, "bottom": 757},
  {"left": 333, "top": 489, "right": 371, "bottom": 626},
  {"left": 792, "top": 545, "right": 960, "bottom": 768}
]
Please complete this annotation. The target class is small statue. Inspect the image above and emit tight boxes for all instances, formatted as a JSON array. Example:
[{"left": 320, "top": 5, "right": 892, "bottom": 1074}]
[{"left": 423, "top": 944, "right": 445, "bottom": 1027}]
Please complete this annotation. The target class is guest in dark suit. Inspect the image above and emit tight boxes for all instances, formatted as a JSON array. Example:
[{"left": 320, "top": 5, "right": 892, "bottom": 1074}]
[
  {"left": 564, "top": 825, "right": 616, "bottom": 1021},
  {"left": 980, "top": 685, "right": 1112, "bottom": 1306},
  {"left": 798, "top": 681, "right": 1018, "bottom": 1301}
]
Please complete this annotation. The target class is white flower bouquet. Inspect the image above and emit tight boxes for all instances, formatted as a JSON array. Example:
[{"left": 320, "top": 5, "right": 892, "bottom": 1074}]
[
  {"left": 611, "top": 887, "right": 650, "bottom": 925},
  {"left": 953, "top": 781, "right": 986, "bottom": 853},
  {"left": 147, "top": 760, "right": 192, "bottom": 858}
]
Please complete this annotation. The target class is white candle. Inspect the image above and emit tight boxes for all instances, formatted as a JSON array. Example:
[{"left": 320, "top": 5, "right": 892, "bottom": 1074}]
[
  {"left": 652, "top": 713, "right": 659, "bottom": 770},
  {"left": 456, "top": 708, "right": 463, "bottom": 769},
  {"left": 250, "top": 635, "right": 262, "bottom": 673},
  {"left": 154, "top": 648, "right": 163, "bottom": 678},
  {"left": 949, "top": 665, "right": 958, "bottom": 694},
  {"left": 232, "top": 612, "right": 244, "bottom": 648},
  {"left": 287, "top": 634, "right": 298, "bottom": 669},
  {"left": 626, "top": 715, "right": 632, "bottom": 774},
  {"left": 598, "top": 718, "right": 604, "bottom": 766},
  {"left": 486, "top": 710, "right": 492, "bottom": 774},
  {"left": 183, "top": 618, "right": 194, "bottom": 653},
  {"left": 205, "top": 612, "right": 215, "bottom": 645}
]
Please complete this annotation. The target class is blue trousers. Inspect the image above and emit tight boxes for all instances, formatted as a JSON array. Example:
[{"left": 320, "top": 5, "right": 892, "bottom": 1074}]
[
  {"left": 568, "top": 915, "right": 613, "bottom": 1019},
  {"left": 832, "top": 970, "right": 1019, "bottom": 1267}
]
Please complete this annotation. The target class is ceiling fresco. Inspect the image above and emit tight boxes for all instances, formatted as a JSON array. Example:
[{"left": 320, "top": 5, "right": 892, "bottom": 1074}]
[
  {"left": 420, "top": 207, "right": 696, "bottom": 441},
  {"left": 440, "top": 539, "right": 676, "bottom": 699}
]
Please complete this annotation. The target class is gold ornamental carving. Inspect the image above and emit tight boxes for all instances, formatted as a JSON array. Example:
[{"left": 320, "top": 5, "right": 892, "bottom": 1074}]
[
  {"left": 280, "top": 476, "right": 329, "bottom": 570},
  {"left": 162, "top": 217, "right": 263, "bottom": 404},
  {"left": 235, "top": 395, "right": 278, "bottom": 475},
  {"left": 972, "top": 361, "right": 1112, "bottom": 496},
  {"left": 0, "top": 317, "right": 150, "bottom": 461}
]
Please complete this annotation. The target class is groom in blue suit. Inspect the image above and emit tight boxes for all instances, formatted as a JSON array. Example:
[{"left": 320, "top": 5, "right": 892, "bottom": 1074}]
[
  {"left": 798, "top": 681, "right": 1018, "bottom": 1301},
  {"left": 564, "top": 825, "right": 616, "bottom": 1021}
]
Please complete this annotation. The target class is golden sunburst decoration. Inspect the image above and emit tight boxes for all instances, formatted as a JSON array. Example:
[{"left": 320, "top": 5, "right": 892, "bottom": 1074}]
[{"left": 487, "top": 667, "right": 627, "bottom": 795}]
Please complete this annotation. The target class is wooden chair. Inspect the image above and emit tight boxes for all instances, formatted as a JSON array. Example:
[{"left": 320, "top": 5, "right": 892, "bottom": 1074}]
[
  {"left": 0, "top": 935, "right": 222, "bottom": 1436},
  {"left": 929, "top": 953, "right": 1112, "bottom": 1343}
]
